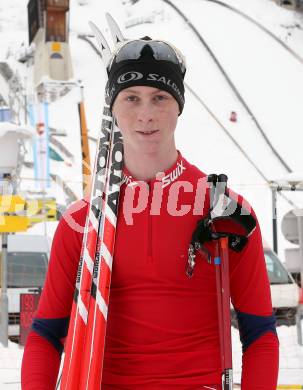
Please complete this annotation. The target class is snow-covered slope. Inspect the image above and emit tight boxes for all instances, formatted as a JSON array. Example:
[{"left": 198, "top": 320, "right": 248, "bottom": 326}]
[
  {"left": 1, "top": 0, "right": 303, "bottom": 257},
  {"left": 70, "top": 0, "right": 303, "bottom": 258}
]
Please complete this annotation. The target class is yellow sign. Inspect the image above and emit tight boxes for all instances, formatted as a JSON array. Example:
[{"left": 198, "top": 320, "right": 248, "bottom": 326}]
[
  {"left": 0, "top": 195, "right": 25, "bottom": 213},
  {"left": 0, "top": 196, "right": 57, "bottom": 228},
  {"left": 52, "top": 42, "right": 61, "bottom": 52},
  {"left": 0, "top": 216, "right": 29, "bottom": 233},
  {"left": 26, "top": 199, "right": 57, "bottom": 225}
]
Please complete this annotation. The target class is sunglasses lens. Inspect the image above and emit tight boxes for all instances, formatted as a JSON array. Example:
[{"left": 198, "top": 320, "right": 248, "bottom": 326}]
[
  {"left": 115, "top": 41, "right": 146, "bottom": 62},
  {"left": 110, "top": 40, "right": 186, "bottom": 75}
]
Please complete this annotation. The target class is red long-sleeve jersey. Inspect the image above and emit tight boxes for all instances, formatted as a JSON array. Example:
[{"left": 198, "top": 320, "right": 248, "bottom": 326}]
[{"left": 22, "top": 154, "right": 279, "bottom": 389}]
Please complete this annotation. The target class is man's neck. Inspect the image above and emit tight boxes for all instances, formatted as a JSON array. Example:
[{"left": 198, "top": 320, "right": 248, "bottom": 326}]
[{"left": 123, "top": 148, "right": 178, "bottom": 181}]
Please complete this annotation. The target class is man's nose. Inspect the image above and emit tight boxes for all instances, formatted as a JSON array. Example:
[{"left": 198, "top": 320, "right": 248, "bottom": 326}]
[{"left": 137, "top": 103, "right": 155, "bottom": 123}]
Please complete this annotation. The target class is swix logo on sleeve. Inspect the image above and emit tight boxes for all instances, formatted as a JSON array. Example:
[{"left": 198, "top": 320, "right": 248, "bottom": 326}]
[
  {"left": 161, "top": 160, "right": 186, "bottom": 188},
  {"left": 117, "top": 71, "right": 143, "bottom": 83}
]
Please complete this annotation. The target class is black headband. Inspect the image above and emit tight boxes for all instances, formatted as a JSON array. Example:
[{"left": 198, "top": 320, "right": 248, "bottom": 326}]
[{"left": 106, "top": 59, "right": 185, "bottom": 114}]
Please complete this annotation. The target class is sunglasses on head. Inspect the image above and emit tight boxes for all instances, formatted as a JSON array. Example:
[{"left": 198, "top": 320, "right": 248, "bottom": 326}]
[{"left": 107, "top": 39, "right": 186, "bottom": 76}]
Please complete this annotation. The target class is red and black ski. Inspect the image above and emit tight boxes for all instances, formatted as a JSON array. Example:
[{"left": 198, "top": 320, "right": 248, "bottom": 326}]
[{"left": 60, "top": 19, "right": 123, "bottom": 390}]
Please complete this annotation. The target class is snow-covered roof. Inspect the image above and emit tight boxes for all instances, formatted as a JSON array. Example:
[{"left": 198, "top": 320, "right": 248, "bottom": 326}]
[{"left": 0, "top": 122, "right": 34, "bottom": 139}]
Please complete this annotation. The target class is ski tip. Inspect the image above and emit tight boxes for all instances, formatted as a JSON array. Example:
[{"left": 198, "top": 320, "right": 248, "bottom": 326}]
[
  {"left": 105, "top": 12, "right": 112, "bottom": 20},
  {"left": 105, "top": 12, "right": 126, "bottom": 44},
  {"left": 88, "top": 21, "right": 100, "bottom": 37},
  {"left": 105, "top": 12, "right": 116, "bottom": 27},
  {"left": 88, "top": 20, "right": 112, "bottom": 67},
  {"left": 88, "top": 21, "right": 111, "bottom": 50}
]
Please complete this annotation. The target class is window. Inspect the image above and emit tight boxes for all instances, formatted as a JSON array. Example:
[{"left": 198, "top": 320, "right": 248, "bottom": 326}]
[
  {"left": 46, "top": 10, "right": 66, "bottom": 42},
  {"left": 0, "top": 107, "right": 11, "bottom": 122},
  {"left": 264, "top": 250, "right": 292, "bottom": 285},
  {"left": 0, "top": 252, "right": 48, "bottom": 288}
]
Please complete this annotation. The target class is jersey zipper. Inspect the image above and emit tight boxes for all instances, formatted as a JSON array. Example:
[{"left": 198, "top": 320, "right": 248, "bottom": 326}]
[{"left": 147, "top": 182, "right": 153, "bottom": 263}]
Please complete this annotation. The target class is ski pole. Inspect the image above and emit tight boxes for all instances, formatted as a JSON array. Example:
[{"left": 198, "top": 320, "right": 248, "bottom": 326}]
[
  {"left": 216, "top": 236, "right": 233, "bottom": 389},
  {"left": 208, "top": 174, "right": 233, "bottom": 390}
]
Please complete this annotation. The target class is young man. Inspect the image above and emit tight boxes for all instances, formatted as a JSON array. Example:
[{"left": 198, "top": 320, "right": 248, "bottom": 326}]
[{"left": 22, "top": 38, "right": 279, "bottom": 389}]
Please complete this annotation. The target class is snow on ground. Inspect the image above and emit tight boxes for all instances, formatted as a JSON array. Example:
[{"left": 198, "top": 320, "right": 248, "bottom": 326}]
[
  {"left": 0, "top": 341, "right": 22, "bottom": 389},
  {"left": 1, "top": 322, "right": 302, "bottom": 388},
  {"left": 232, "top": 322, "right": 303, "bottom": 385}
]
